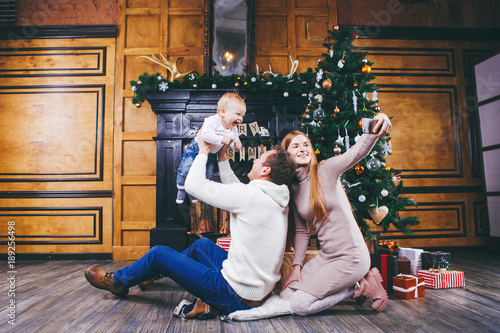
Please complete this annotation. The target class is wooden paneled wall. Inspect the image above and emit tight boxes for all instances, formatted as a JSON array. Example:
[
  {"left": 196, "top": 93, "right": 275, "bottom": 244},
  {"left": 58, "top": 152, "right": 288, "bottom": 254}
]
[
  {"left": 0, "top": 30, "right": 116, "bottom": 256},
  {"left": 354, "top": 38, "right": 497, "bottom": 248},
  {"left": 1, "top": 1, "right": 499, "bottom": 258}
]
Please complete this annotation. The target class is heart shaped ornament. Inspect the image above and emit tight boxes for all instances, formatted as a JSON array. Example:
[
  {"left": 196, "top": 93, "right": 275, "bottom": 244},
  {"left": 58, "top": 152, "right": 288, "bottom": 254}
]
[{"left": 369, "top": 206, "right": 389, "bottom": 225}]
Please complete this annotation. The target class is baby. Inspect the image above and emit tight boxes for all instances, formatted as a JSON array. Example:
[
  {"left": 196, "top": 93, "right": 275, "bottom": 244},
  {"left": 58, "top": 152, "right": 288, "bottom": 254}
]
[{"left": 176, "top": 92, "right": 245, "bottom": 204}]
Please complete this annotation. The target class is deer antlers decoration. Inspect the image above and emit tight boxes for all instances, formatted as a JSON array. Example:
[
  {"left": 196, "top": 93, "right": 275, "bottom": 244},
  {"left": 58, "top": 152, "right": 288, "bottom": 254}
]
[{"left": 137, "top": 53, "right": 195, "bottom": 82}]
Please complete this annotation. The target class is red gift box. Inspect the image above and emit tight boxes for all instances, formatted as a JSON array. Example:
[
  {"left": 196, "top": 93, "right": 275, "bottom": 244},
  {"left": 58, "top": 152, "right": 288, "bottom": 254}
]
[
  {"left": 393, "top": 274, "right": 425, "bottom": 299},
  {"left": 418, "top": 269, "right": 465, "bottom": 289},
  {"left": 216, "top": 236, "right": 231, "bottom": 251}
]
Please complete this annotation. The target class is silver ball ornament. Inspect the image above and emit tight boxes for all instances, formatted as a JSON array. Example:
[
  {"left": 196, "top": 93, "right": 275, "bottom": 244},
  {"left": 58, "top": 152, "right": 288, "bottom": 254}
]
[
  {"left": 366, "top": 157, "right": 382, "bottom": 171},
  {"left": 313, "top": 108, "right": 326, "bottom": 121}
]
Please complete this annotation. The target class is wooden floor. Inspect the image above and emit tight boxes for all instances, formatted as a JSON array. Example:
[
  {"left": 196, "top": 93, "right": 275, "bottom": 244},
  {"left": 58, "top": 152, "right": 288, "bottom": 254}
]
[{"left": 1, "top": 252, "right": 499, "bottom": 333}]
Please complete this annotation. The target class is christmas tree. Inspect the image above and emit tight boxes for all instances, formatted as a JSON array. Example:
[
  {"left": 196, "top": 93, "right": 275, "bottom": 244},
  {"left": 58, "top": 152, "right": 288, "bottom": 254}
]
[{"left": 300, "top": 25, "right": 420, "bottom": 238}]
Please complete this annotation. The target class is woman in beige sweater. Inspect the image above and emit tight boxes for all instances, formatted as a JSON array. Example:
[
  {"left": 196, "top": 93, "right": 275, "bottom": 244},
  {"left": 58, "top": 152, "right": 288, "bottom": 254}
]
[{"left": 229, "top": 113, "right": 392, "bottom": 321}]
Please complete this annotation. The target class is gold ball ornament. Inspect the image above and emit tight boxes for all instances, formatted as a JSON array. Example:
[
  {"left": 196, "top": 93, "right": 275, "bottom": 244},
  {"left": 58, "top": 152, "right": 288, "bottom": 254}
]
[
  {"left": 333, "top": 146, "right": 342, "bottom": 156},
  {"left": 385, "top": 166, "right": 391, "bottom": 171},
  {"left": 334, "top": 106, "right": 340, "bottom": 113},
  {"left": 353, "top": 83, "right": 358, "bottom": 88},
  {"left": 322, "top": 79, "right": 332, "bottom": 89},
  {"left": 315, "top": 149, "right": 320, "bottom": 155},
  {"left": 355, "top": 165, "right": 365, "bottom": 175},
  {"left": 362, "top": 64, "right": 372, "bottom": 74}
]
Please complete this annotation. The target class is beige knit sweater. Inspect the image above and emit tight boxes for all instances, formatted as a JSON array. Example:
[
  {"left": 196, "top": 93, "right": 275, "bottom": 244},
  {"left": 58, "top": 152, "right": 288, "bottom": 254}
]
[
  {"left": 288, "top": 134, "right": 378, "bottom": 299},
  {"left": 185, "top": 154, "right": 290, "bottom": 301}
]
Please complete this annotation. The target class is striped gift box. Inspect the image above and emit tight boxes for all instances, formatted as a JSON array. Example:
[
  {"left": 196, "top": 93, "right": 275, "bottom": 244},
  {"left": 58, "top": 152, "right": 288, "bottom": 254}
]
[
  {"left": 216, "top": 236, "right": 231, "bottom": 251},
  {"left": 418, "top": 269, "right": 465, "bottom": 289}
]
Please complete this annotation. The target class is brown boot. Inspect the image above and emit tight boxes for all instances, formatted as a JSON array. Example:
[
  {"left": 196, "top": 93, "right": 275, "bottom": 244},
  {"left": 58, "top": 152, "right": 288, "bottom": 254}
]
[
  {"left": 354, "top": 268, "right": 388, "bottom": 312},
  {"left": 173, "top": 298, "right": 215, "bottom": 320},
  {"left": 138, "top": 276, "right": 160, "bottom": 291},
  {"left": 84, "top": 267, "right": 129, "bottom": 297}
]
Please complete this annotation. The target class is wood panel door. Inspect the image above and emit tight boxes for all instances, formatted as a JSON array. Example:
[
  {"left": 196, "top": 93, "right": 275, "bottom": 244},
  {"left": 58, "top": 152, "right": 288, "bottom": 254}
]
[{"left": 0, "top": 31, "right": 116, "bottom": 257}]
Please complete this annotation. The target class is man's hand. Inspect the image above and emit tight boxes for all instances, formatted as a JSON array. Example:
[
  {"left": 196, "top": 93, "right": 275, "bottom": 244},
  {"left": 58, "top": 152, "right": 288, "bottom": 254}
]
[
  {"left": 282, "top": 265, "right": 302, "bottom": 291},
  {"left": 196, "top": 130, "right": 214, "bottom": 155},
  {"left": 372, "top": 113, "right": 392, "bottom": 137},
  {"left": 218, "top": 143, "right": 228, "bottom": 162}
]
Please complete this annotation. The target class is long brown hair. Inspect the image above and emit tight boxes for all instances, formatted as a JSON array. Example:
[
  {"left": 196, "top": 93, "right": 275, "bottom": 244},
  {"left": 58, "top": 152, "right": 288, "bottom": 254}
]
[{"left": 281, "top": 131, "right": 328, "bottom": 221}]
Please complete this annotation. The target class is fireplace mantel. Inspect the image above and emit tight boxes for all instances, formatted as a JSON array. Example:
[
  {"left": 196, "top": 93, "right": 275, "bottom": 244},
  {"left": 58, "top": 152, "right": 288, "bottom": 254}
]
[{"left": 147, "top": 89, "right": 306, "bottom": 250}]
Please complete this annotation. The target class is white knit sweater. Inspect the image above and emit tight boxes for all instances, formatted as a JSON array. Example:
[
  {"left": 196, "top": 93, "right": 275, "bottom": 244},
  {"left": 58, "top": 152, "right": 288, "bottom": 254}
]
[{"left": 185, "top": 154, "right": 289, "bottom": 301}]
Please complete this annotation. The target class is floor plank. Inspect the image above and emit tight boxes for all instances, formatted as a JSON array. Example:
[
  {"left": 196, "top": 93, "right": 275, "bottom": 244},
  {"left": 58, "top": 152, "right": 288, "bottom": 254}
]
[{"left": 1, "top": 252, "right": 499, "bottom": 333}]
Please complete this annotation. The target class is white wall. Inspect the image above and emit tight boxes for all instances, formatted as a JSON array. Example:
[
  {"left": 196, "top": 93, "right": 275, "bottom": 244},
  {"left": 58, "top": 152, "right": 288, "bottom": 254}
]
[{"left": 475, "top": 53, "right": 500, "bottom": 237}]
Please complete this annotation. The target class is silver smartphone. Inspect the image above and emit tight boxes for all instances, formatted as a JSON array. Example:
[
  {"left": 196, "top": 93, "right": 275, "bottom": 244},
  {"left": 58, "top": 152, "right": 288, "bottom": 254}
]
[{"left": 362, "top": 118, "right": 378, "bottom": 134}]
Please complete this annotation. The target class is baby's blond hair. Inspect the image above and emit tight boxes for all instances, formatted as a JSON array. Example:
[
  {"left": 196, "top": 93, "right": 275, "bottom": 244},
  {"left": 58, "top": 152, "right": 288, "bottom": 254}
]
[{"left": 217, "top": 92, "right": 246, "bottom": 114}]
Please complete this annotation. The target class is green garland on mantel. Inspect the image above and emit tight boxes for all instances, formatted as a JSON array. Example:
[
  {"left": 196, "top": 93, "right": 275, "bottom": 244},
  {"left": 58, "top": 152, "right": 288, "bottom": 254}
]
[{"left": 130, "top": 70, "right": 319, "bottom": 106}]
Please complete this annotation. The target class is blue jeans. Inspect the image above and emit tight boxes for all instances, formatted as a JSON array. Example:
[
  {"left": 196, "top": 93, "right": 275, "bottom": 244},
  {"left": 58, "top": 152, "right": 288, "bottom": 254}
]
[
  {"left": 113, "top": 238, "right": 251, "bottom": 314},
  {"left": 176, "top": 139, "right": 217, "bottom": 187}
]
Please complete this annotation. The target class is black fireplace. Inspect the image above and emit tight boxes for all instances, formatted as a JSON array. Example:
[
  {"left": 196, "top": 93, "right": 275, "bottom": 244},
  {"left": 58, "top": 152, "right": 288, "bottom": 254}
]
[{"left": 147, "top": 89, "right": 306, "bottom": 251}]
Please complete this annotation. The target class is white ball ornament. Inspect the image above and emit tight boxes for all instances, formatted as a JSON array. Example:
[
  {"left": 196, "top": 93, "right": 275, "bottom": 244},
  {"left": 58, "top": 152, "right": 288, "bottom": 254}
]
[
  {"left": 283, "top": 92, "right": 289, "bottom": 97},
  {"left": 381, "top": 189, "right": 389, "bottom": 197},
  {"left": 212, "top": 83, "right": 217, "bottom": 89},
  {"left": 358, "top": 195, "right": 366, "bottom": 202},
  {"left": 251, "top": 77, "right": 257, "bottom": 82}
]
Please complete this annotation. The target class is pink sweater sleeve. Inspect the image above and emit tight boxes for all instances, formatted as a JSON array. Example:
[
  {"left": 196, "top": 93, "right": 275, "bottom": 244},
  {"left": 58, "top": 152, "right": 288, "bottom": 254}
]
[
  {"left": 291, "top": 203, "right": 310, "bottom": 267},
  {"left": 321, "top": 134, "right": 378, "bottom": 176}
]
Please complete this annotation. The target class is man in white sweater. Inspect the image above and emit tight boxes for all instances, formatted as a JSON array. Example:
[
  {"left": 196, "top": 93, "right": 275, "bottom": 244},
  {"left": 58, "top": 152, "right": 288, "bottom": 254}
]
[{"left": 84, "top": 133, "right": 296, "bottom": 319}]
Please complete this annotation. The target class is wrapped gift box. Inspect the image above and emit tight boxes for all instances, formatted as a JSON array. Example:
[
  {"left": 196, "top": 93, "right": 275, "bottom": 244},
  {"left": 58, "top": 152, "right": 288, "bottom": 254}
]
[
  {"left": 216, "top": 236, "right": 231, "bottom": 251},
  {"left": 370, "top": 254, "right": 398, "bottom": 292},
  {"left": 393, "top": 274, "right": 425, "bottom": 299},
  {"left": 399, "top": 247, "right": 424, "bottom": 275},
  {"left": 274, "top": 250, "right": 319, "bottom": 293},
  {"left": 418, "top": 269, "right": 465, "bottom": 289},
  {"left": 421, "top": 251, "right": 451, "bottom": 270},
  {"left": 398, "top": 256, "right": 411, "bottom": 275},
  {"left": 378, "top": 240, "right": 399, "bottom": 255}
]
